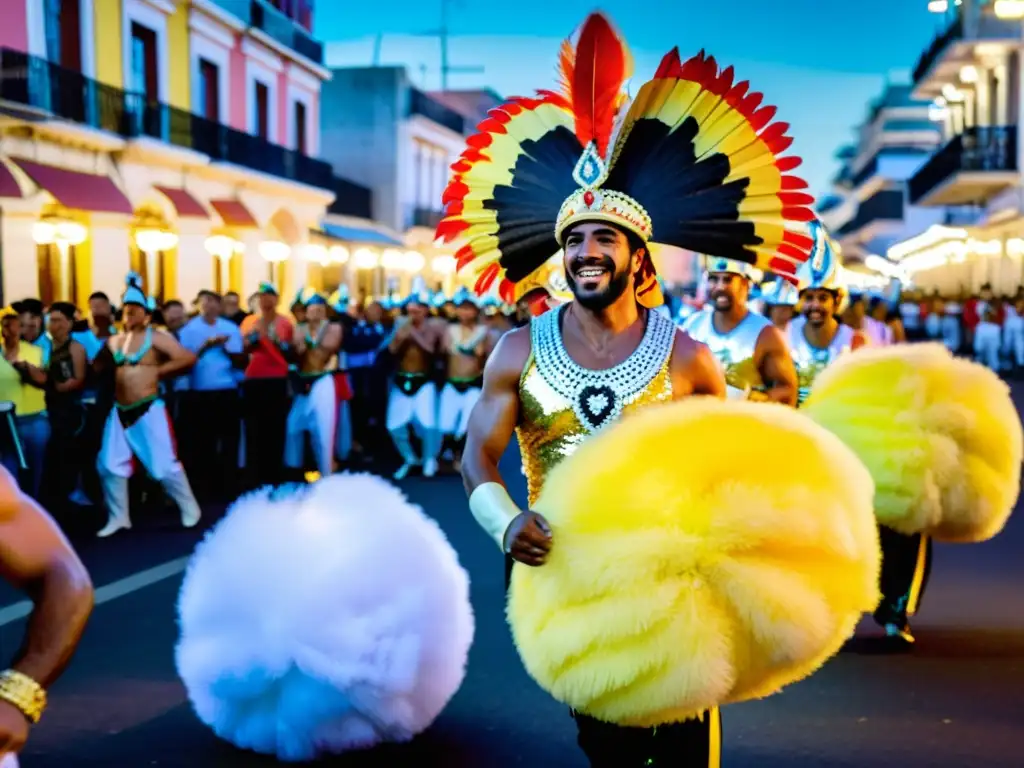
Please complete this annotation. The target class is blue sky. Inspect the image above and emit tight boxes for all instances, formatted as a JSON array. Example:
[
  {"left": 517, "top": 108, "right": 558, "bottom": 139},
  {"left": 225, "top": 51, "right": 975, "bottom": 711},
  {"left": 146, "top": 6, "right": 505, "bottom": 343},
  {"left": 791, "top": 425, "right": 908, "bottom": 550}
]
[{"left": 316, "top": 1, "right": 945, "bottom": 199}]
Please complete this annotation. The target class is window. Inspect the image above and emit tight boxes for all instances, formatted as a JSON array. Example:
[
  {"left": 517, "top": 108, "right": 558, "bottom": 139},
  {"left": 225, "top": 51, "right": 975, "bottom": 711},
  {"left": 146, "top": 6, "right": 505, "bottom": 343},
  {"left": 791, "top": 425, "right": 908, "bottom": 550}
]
[
  {"left": 198, "top": 59, "right": 220, "bottom": 122},
  {"left": 130, "top": 22, "right": 159, "bottom": 102},
  {"left": 294, "top": 101, "right": 307, "bottom": 154},
  {"left": 44, "top": 0, "right": 82, "bottom": 70},
  {"left": 254, "top": 81, "right": 270, "bottom": 139}
]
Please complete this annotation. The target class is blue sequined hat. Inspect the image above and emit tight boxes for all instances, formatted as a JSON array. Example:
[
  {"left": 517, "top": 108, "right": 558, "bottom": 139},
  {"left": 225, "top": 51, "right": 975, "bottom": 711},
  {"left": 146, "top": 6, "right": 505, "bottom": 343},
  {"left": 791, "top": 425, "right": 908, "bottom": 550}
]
[{"left": 121, "top": 272, "right": 147, "bottom": 307}]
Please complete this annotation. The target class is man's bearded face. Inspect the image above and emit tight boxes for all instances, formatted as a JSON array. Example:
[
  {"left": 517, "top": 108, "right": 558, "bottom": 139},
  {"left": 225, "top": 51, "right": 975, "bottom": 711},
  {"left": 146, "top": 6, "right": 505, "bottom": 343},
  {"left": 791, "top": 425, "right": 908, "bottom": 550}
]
[
  {"left": 706, "top": 272, "right": 748, "bottom": 313},
  {"left": 562, "top": 221, "right": 635, "bottom": 311}
]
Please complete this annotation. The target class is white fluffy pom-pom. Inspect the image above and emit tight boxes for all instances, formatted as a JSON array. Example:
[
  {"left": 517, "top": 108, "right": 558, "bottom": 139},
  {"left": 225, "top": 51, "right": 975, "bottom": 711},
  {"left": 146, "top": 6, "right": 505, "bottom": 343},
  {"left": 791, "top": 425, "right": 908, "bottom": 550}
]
[{"left": 174, "top": 474, "right": 474, "bottom": 762}]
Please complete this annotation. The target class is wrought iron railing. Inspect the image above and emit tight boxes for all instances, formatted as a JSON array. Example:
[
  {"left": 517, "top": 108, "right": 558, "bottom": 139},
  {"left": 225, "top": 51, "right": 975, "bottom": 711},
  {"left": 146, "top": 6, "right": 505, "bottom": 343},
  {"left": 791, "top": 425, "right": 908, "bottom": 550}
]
[{"left": 907, "top": 125, "right": 1018, "bottom": 204}]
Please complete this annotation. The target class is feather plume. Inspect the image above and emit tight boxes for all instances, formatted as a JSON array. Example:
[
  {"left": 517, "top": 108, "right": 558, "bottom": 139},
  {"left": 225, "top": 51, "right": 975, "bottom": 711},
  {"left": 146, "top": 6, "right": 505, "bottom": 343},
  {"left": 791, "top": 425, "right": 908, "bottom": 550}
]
[
  {"left": 557, "top": 39, "right": 575, "bottom": 105},
  {"left": 571, "top": 13, "right": 630, "bottom": 157}
]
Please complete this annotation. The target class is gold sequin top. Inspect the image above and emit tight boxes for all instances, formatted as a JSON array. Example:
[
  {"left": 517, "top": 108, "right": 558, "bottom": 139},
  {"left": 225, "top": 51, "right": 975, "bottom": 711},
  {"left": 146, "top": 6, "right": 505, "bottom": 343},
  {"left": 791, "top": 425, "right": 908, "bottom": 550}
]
[
  {"left": 515, "top": 306, "right": 676, "bottom": 507},
  {"left": 786, "top": 317, "right": 856, "bottom": 406},
  {"left": 682, "top": 307, "right": 771, "bottom": 399}
]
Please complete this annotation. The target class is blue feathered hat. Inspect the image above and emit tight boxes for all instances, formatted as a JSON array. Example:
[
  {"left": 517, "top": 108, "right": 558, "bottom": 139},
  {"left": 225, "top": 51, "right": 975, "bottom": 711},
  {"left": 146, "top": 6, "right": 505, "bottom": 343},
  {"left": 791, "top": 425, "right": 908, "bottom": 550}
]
[
  {"left": 257, "top": 281, "right": 278, "bottom": 296},
  {"left": 403, "top": 276, "right": 431, "bottom": 308},
  {"left": 294, "top": 287, "right": 327, "bottom": 307},
  {"left": 122, "top": 272, "right": 147, "bottom": 307},
  {"left": 329, "top": 285, "right": 350, "bottom": 314},
  {"left": 452, "top": 286, "right": 478, "bottom": 308}
]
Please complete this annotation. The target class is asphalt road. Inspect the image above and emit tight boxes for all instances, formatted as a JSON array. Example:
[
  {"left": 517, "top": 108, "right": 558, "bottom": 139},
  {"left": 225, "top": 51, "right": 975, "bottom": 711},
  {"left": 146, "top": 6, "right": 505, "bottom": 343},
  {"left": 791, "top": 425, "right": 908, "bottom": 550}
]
[{"left": 3, "top": 399, "right": 1024, "bottom": 767}]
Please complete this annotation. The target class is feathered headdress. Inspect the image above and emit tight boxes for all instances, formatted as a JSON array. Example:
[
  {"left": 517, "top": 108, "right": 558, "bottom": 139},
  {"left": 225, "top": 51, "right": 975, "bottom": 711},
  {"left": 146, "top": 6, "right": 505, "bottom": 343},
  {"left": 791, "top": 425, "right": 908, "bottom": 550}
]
[
  {"left": 438, "top": 12, "right": 815, "bottom": 312},
  {"left": 795, "top": 219, "right": 844, "bottom": 295},
  {"left": 122, "top": 272, "right": 147, "bottom": 308},
  {"left": 760, "top": 275, "right": 800, "bottom": 307}
]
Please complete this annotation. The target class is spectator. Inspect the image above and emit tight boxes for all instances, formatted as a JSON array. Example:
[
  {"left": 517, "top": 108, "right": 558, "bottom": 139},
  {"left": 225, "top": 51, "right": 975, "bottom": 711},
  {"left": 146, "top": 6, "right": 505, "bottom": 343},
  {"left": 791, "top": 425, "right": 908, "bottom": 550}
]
[
  {"left": 0, "top": 307, "right": 49, "bottom": 500},
  {"left": 43, "top": 302, "right": 87, "bottom": 511}
]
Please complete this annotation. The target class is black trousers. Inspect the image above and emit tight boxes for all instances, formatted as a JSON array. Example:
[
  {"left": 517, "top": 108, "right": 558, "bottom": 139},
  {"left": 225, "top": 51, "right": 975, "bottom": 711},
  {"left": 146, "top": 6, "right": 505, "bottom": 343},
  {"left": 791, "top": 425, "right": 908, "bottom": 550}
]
[
  {"left": 874, "top": 525, "right": 933, "bottom": 627},
  {"left": 241, "top": 378, "right": 290, "bottom": 489},
  {"left": 505, "top": 555, "right": 721, "bottom": 767},
  {"left": 181, "top": 389, "right": 241, "bottom": 501}
]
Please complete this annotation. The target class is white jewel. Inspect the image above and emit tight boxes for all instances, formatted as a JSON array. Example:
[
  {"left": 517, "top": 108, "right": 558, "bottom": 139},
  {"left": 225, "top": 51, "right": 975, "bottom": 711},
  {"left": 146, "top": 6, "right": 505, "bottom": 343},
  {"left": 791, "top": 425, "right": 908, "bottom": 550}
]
[
  {"left": 531, "top": 305, "right": 676, "bottom": 433},
  {"left": 587, "top": 392, "right": 609, "bottom": 413}
]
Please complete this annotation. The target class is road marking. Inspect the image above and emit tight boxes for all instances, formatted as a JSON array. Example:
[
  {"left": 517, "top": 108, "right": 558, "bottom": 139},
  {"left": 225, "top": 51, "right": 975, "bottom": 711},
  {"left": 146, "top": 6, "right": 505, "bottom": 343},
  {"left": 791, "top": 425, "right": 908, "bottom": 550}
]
[{"left": 0, "top": 556, "right": 190, "bottom": 627}]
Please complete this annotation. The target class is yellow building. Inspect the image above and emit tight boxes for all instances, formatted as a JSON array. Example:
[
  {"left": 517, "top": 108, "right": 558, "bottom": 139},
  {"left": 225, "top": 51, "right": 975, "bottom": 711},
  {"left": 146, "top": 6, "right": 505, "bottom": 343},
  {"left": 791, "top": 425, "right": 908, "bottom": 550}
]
[{"left": 0, "top": 0, "right": 375, "bottom": 309}]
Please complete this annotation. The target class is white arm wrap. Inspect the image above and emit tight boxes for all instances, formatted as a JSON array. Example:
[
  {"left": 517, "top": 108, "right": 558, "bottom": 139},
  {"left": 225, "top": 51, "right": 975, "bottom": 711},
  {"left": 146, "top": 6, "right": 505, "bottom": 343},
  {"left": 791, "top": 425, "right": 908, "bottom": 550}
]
[{"left": 468, "top": 482, "right": 521, "bottom": 551}]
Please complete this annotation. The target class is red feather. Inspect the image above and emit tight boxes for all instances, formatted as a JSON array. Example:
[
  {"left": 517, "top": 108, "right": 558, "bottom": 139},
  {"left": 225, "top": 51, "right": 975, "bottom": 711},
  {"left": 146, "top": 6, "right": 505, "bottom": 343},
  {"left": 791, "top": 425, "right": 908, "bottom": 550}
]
[{"left": 571, "top": 13, "right": 629, "bottom": 157}]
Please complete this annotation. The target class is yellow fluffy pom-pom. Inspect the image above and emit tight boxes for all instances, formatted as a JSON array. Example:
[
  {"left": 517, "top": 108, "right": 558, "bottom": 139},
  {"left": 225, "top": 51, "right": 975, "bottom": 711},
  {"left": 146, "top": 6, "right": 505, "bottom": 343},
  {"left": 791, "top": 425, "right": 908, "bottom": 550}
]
[
  {"left": 507, "top": 398, "right": 880, "bottom": 727},
  {"left": 802, "top": 343, "right": 1022, "bottom": 543}
]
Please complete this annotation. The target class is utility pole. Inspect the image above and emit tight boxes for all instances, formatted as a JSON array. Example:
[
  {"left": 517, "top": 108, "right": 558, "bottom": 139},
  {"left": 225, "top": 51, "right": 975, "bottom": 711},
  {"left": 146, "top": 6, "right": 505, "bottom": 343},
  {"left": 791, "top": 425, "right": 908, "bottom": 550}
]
[{"left": 435, "top": 0, "right": 484, "bottom": 91}]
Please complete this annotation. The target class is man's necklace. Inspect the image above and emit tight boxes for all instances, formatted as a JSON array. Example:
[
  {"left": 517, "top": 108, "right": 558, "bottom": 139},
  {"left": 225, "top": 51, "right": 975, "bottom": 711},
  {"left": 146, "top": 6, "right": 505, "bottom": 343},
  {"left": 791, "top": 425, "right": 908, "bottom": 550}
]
[{"left": 114, "top": 327, "right": 153, "bottom": 366}]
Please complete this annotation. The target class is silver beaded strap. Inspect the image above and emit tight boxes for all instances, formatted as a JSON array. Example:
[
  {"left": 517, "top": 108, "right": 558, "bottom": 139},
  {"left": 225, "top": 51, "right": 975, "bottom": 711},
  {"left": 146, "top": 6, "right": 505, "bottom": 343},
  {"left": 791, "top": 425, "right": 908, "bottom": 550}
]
[{"left": 531, "top": 304, "right": 676, "bottom": 433}]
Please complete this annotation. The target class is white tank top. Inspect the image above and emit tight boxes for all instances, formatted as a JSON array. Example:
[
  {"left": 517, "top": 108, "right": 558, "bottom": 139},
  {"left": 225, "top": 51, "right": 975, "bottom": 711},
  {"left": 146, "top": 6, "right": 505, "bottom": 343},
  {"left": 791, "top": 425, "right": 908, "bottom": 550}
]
[{"left": 787, "top": 317, "right": 856, "bottom": 406}]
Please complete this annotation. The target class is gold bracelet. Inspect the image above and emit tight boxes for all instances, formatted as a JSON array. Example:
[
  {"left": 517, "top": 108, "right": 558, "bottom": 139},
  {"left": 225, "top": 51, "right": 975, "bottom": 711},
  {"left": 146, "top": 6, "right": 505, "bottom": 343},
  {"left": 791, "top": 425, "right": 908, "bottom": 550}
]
[{"left": 0, "top": 669, "right": 46, "bottom": 723}]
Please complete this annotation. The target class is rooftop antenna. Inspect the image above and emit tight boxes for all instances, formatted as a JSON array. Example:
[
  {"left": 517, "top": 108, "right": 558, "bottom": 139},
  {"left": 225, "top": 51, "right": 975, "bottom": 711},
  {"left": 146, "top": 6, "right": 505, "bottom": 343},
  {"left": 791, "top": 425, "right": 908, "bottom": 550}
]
[{"left": 411, "top": 0, "right": 484, "bottom": 90}]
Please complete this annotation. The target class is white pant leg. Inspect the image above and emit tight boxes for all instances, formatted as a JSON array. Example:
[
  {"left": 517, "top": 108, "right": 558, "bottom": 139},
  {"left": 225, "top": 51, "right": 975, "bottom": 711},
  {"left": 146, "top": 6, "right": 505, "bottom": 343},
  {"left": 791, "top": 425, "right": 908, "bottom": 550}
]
[
  {"left": 437, "top": 383, "right": 462, "bottom": 435},
  {"left": 410, "top": 382, "right": 438, "bottom": 432},
  {"left": 307, "top": 374, "right": 338, "bottom": 476},
  {"left": 284, "top": 394, "right": 309, "bottom": 469},
  {"left": 336, "top": 400, "right": 352, "bottom": 461},
  {"left": 123, "top": 400, "right": 183, "bottom": 481},
  {"left": 1, "top": 752, "right": 19, "bottom": 767},
  {"left": 97, "top": 408, "right": 134, "bottom": 478},
  {"left": 386, "top": 385, "right": 416, "bottom": 432},
  {"left": 455, "top": 386, "right": 481, "bottom": 437}
]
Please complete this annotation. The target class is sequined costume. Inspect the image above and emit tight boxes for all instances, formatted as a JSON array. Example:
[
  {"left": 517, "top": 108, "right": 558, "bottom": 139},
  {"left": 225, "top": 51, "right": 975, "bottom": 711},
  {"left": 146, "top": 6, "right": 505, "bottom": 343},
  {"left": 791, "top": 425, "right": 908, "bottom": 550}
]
[
  {"left": 793, "top": 221, "right": 931, "bottom": 647},
  {"left": 440, "top": 12, "right": 816, "bottom": 767}
]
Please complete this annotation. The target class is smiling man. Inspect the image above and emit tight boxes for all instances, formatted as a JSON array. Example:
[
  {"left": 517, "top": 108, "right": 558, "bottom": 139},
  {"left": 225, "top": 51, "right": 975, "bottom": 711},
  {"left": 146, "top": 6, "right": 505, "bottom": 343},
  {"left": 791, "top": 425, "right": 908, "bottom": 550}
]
[
  {"left": 437, "top": 14, "right": 817, "bottom": 765},
  {"left": 683, "top": 257, "right": 797, "bottom": 405}
]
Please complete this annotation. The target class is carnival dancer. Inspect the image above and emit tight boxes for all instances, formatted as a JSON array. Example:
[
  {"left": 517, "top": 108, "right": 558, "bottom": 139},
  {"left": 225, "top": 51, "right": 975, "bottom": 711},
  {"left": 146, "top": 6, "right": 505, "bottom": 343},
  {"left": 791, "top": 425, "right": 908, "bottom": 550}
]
[
  {"left": 759, "top": 275, "right": 799, "bottom": 331},
  {"left": 787, "top": 223, "right": 865, "bottom": 407},
  {"left": 439, "top": 14, "right": 819, "bottom": 764},
  {"left": 387, "top": 280, "right": 444, "bottom": 480},
  {"left": 283, "top": 291, "right": 345, "bottom": 480},
  {"left": 96, "top": 274, "right": 201, "bottom": 537},
  {"left": 683, "top": 258, "right": 798, "bottom": 404},
  {"left": 0, "top": 465, "right": 93, "bottom": 766},
  {"left": 438, "top": 287, "right": 491, "bottom": 471}
]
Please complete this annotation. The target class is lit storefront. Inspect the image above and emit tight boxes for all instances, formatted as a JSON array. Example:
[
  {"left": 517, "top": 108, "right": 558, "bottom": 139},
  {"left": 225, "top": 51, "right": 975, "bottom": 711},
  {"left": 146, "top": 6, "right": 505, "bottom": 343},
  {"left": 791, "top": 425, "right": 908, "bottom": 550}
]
[{"left": 887, "top": 224, "right": 1024, "bottom": 294}]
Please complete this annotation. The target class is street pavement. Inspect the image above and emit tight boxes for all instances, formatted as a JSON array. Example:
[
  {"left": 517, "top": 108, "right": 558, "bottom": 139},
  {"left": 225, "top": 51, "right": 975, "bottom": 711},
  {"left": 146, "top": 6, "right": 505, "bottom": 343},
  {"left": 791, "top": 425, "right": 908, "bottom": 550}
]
[{"left": 3, "top": 400, "right": 1024, "bottom": 767}]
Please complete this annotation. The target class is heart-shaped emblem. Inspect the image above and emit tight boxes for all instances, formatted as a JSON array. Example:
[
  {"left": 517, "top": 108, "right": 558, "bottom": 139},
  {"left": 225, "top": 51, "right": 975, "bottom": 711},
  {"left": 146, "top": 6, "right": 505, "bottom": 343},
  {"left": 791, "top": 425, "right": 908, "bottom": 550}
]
[{"left": 577, "top": 384, "right": 616, "bottom": 430}]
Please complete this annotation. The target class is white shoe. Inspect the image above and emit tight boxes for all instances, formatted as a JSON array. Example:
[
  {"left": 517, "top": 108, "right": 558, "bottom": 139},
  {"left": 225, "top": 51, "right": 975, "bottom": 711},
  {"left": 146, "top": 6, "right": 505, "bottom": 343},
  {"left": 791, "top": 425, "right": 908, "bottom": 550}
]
[
  {"left": 97, "top": 518, "right": 131, "bottom": 538},
  {"left": 423, "top": 459, "right": 438, "bottom": 478},
  {"left": 393, "top": 463, "right": 417, "bottom": 480},
  {"left": 181, "top": 508, "right": 201, "bottom": 528}
]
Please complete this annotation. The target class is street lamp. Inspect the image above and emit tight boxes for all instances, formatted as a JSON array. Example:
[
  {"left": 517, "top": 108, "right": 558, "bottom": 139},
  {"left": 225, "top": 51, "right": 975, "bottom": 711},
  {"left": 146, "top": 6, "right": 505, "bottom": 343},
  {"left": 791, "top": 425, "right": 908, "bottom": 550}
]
[
  {"left": 133, "top": 228, "right": 179, "bottom": 299},
  {"left": 431, "top": 254, "right": 456, "bottom": 274},
  {"left": 258, "top": 240, "right": 291, "bottom": 289},
  {"left": 402, "top": 251, "right": 425, "bottom": 273},
  {"left": 328, "top": 245, "right": 350, "bottom": 265},
  {"left": 31, "top": 218, "right": 87, "bottom": 302},
  {"left": 204, "top": 234, "right": 243, "bottom": 293}
]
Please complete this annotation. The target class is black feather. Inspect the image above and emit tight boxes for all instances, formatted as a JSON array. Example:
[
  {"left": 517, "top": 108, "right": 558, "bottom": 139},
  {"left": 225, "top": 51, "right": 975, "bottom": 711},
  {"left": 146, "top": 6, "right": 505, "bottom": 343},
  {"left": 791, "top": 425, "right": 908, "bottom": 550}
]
[
  {"left": 605, "top": 117, "right": 763, "bottom": 262},
  {"left": 488, "top": 125, "right": 581, "bottom": 282}
]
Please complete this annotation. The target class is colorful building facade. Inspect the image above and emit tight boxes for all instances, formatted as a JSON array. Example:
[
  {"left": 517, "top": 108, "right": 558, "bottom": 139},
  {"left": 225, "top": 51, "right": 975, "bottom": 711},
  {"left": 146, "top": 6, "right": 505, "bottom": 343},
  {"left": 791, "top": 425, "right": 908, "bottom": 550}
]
[{"left": 0, "top": 0, "right": 369, "bottom": 308}]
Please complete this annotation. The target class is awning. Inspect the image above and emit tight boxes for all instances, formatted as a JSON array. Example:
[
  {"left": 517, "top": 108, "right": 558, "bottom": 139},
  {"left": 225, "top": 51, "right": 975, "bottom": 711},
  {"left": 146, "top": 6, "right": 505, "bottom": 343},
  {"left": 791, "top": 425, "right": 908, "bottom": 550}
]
[
  {"left": 210, "top": 199, "right": 258, "bottom": 228},
  {"left": 154, "top": 185, "right": 209, "bottom": 218},
  {"left": 0, "top": 159, "right": 23, "bottom": 199},
  {"left": 319, "top": 222, "right": 403, "bottom": 246},
  {"left": 9, "top": 158, "right": 132, "bottom": 214}
]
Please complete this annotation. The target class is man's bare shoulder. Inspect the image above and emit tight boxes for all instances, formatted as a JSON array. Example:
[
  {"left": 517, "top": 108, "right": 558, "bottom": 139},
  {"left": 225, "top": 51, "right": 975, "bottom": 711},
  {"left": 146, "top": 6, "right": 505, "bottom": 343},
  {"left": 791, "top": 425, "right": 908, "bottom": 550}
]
[
  {"left": 670, "top": 327, "right": 705, "bottom": 362},
  {"left": 485, "top": 325, "right": 532, "bottom": 380}
]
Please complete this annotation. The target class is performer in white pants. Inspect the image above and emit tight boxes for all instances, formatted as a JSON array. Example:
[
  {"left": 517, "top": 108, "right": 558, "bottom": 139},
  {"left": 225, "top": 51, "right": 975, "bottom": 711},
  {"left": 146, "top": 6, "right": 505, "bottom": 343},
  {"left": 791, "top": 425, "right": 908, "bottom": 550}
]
[
  {"left": 438, "top": 287, "right": 491, "bottom": 470},
  {"left": 329, "top": 285, "right": 354, "bottom": 463},
  {"left": 97, "top": 273, "right": 202, "bottom": 537},
  {"left": 386, "top": 280, "right": 445, "bottom": 480},
  {"left": 284, "top": 291, "right": 344, "bottom": 479}
]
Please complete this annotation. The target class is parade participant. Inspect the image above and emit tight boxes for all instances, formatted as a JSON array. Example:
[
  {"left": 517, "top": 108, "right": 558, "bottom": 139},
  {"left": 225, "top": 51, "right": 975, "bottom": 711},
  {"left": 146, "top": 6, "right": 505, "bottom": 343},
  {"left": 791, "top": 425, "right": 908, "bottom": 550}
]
[
  {"left": 284, "top": 291, "right": 345, "bottom": 479},
  {"left": 843, "top": 292, "right": 891, "bottom": 346},
  {"left": 387, "top": 279, "right": 444, "bottom": 480},
  {"left": 438, "top": 287, "right": 491, "bottom": 471},
  {"left": 96, "top": 274, "right": 201, "bottom": 537},
  {"left": 439, "top": 13, "right": 816, "bottom": 764},
  {"left": 759, "top": 275, "right": 800, "bottom": 331},
  {"left": 683, "top": 257, "right": 798, "bottom": 404},
  {"left": 0, "top": 466, "right": 93, "bottom": 765},
  {"left": 239, "top": 282, "right": 295, "bottom": 489},
  {"left": 787, "top": 222, "right": 865, "bottom": 406}
]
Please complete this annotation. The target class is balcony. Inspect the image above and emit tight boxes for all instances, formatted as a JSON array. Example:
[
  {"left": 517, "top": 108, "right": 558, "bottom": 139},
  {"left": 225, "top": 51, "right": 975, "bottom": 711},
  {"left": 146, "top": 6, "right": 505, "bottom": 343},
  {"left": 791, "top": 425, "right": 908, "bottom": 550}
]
[
  {"left": 907, "top": 125, "right": 1019, "bottom": 206},
  {"left": 836, "top": 190, "right": 905, "bottom": 239},
  {"left": 329, "top": 176, "right": 373, "bottom": 220},
  {"left": 0, "top": 48, "right": 341, "bottom": 193},
  {"left": 410, "top": 207, "right": 444, "bottom": 229},
  {"left": 912, "top": 10, "right": 1020, "bottom": 98},
  {"left": 408, "top": 89, "right": 465, "bottom": 135},
  {"left": 211, "top": 0, "right": 323, "bottom": 65}
]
